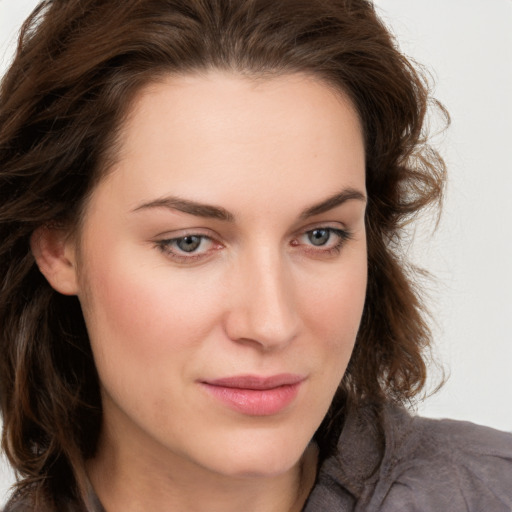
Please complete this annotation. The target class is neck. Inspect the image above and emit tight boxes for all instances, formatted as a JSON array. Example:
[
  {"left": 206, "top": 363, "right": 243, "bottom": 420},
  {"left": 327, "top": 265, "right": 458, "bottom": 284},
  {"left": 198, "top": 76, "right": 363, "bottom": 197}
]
[{"left": 87, "top": 424, "right": 318, "bottom": 512}]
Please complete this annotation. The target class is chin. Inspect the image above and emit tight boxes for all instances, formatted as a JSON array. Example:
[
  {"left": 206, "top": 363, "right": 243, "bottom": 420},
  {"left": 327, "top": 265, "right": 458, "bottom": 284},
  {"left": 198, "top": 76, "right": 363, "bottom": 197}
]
[{"left": 194, "top": 428, "right": 313, "bottom": 479}]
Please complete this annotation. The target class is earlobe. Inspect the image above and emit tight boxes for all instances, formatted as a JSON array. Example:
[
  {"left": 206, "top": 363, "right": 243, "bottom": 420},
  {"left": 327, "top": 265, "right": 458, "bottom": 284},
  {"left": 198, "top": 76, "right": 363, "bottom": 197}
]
[{"left": 30, "top": 226, "right": 79, "bottom": 296}]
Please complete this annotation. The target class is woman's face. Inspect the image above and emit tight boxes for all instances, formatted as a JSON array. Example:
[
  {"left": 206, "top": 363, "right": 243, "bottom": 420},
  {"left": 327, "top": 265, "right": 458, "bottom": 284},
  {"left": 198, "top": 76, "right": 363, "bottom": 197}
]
[{"left": 73, "top": 72, "right": 367, "bottom": 478}]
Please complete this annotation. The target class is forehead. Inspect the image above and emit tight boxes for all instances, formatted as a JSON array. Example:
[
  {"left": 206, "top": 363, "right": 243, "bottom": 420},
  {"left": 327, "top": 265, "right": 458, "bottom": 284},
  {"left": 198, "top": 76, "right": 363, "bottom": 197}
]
[{"left": 95, "top": 71, "right": 365, "bottom": 215}]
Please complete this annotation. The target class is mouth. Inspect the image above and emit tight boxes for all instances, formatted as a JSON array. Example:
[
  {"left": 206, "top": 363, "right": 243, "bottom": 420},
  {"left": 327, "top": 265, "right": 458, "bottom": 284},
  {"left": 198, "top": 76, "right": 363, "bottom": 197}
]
[{"left": 200, "top": 374, "right": 305, "bottom": 416}]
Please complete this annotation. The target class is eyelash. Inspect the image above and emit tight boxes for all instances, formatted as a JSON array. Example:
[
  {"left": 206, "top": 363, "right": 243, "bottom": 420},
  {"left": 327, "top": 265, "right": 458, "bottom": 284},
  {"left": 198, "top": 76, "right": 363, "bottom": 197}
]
[{"left": 155, "top": 227, "right": 353, "bottom": 263}]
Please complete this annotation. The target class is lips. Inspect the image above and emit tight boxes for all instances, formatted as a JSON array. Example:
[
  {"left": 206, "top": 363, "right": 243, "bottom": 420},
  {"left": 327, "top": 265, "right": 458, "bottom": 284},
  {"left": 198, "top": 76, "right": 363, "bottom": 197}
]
[{"left": 200, "top": 374, "right": 305, "bottom": 416}]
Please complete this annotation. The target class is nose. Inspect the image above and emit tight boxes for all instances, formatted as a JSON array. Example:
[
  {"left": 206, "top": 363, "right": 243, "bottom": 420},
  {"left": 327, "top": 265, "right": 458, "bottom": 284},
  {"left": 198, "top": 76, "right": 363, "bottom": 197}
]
[{"left": 223, "top": 247, "right": 300, "bottom": 351}]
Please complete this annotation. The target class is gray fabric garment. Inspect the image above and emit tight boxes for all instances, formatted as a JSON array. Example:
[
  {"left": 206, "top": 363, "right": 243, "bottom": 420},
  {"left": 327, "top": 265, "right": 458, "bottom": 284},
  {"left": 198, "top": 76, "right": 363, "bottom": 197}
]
[
  {"left": 5, "top": 404, "right": 512, "bottom": 511},
  {"left": 303, "top": 404, "right": 512, "bottom": 511}
]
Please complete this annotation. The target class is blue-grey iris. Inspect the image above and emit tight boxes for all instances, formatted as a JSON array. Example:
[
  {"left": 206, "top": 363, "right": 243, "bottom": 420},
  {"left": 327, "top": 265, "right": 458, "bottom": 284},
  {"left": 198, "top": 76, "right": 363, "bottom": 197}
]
[
  {"left": 308, "top": 229, "right": 330, "bottom": 246},
  {"left": 177, "top": 235, "right": 202, "bottom": 252}
]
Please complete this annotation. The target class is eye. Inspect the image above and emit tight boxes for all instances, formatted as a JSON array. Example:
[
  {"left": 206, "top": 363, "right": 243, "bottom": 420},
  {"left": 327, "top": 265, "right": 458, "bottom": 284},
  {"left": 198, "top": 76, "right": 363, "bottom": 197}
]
[
  {"left": 293, "top": 226, "right": 352, "bottom": 256},
  {"left": 155, "top": 233, "right": 221, "bottom": 262}
]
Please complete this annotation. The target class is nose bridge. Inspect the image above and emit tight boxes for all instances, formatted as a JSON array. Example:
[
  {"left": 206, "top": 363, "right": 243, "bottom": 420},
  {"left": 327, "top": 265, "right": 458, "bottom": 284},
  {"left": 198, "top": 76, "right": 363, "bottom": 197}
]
[{"left": 226, "top": 242, "right": 299, "bottom": 349}]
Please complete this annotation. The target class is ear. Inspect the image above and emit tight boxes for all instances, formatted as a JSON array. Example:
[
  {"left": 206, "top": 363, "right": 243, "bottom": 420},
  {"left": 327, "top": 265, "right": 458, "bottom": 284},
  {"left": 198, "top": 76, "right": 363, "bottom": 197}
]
[{"left": 30, "top": 226, "right": 79, "bottom": 296}]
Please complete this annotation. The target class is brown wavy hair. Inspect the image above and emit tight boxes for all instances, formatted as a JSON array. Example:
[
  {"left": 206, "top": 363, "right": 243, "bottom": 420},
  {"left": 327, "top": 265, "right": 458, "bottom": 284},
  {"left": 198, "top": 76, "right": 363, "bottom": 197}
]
[{"left": 0, "top": 0, "right": 446, "bottom": 507}]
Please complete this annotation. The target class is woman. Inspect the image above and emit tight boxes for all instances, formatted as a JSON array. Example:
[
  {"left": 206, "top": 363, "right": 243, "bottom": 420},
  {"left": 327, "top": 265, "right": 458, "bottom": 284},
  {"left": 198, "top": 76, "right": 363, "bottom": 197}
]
[{"left": 0, "top": 0, "right": 511, "bottom": 510}]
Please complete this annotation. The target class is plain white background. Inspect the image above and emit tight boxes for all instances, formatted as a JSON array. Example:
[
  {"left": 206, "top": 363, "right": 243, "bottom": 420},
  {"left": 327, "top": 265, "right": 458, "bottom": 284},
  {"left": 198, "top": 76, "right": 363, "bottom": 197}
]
[{"left": 1, "top": 0, "right": 511, "bottom": 502}]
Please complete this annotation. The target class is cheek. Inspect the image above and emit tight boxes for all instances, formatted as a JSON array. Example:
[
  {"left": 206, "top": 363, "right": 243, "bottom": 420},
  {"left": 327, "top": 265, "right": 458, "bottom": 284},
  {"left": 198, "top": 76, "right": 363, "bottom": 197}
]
[
  {"left": 78, "top": 246, "right": 223, "bottom": 369},
  {"left": 303, "top": 254, "right": 367, "bottom": 342},
  {"left": 305, "top": 250, "right": 367, "bottom": 387},
  {"left": 293, "top": 250, "right": 367, "bottom": 421}
]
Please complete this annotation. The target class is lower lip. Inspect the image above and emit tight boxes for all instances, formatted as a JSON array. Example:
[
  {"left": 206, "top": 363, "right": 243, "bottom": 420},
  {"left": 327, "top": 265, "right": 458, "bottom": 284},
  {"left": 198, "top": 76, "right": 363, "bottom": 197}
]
[{"left": 201, "top": 382, "right": 302, "bottom": 416}]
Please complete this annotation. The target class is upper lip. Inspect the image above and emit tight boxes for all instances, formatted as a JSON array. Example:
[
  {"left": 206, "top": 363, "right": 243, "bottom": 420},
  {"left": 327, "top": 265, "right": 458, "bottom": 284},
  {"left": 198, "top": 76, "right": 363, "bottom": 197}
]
[{"left": 202, "top": 374, "right": 305, "bottom": 390}]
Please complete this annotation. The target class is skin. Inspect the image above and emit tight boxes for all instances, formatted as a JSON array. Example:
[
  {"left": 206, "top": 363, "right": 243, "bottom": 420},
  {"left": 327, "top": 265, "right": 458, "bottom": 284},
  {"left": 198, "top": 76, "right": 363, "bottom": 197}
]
[{"left": 33, "top": 71, "right": 367, "bottom": 512}]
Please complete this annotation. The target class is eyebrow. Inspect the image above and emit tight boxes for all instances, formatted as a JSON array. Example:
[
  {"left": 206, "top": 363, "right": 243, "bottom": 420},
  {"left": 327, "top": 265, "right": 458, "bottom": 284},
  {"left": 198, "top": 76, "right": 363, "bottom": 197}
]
[
  {"left": 132, "top": 187, "right": 366, "bottom": 221},
  {"left": 299, "top": 188, "right": 366, "bottom": 219},
  {"left": 132, "top": 196, "right": 234, "bottom": 221}
]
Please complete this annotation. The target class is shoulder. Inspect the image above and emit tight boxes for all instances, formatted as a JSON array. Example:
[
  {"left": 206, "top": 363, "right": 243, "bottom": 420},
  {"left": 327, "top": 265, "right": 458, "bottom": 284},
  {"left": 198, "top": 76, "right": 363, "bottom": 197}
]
[
  {"left": 373, "top": 406, "right": 512, "bottom": 511},
  {"left": 305, "top": 403, "right": 512, "bottom": 512}
]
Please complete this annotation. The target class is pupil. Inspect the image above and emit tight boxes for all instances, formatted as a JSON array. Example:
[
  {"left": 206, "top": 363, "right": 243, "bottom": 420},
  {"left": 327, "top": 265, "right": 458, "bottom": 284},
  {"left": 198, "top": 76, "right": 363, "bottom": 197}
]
[
  {"left": 177, "top": 236, "right": 201, "bottom": 252},
  {"left": 309, "top": 229, "right": 330, "bottom": 246}
]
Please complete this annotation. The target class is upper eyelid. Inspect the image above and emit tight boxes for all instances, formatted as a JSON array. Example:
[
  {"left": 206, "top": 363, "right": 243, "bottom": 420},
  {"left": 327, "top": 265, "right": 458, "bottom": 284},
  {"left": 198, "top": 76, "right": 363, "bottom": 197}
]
[{"left": 154, "top": 227, "right": 217, "bottom": 241}]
